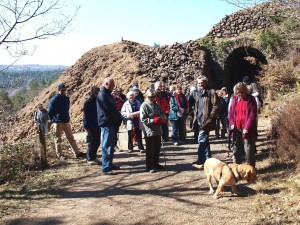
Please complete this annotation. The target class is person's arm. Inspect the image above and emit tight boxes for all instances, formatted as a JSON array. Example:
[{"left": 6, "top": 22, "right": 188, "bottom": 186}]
[{"left": 244, "top": 96, "right": 257, "bottom": 134}]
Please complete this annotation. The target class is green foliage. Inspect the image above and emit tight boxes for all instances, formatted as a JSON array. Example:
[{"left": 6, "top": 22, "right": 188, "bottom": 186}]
[
  {"left": 0, "top": 89, "right": 12, "bottom": 108},
  {"left": 198, "top": 37, "right": 233, "bottom": 61},
  {"left": 254, "top": 28, "right": 285, "bottom": 56},
  {"left": 268, "top": 14, "right": 285, "bottom": 25}
]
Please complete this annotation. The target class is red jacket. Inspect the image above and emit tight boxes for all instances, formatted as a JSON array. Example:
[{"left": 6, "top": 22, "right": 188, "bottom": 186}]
[
  {"left": 155, "top": 91, "right": 170, "bottom": 115},
  {"left": 229, "top": 95, "right": 258, "bottom": 139}
]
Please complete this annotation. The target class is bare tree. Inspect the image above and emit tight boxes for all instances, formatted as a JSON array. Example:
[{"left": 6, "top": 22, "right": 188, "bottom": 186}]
[{"left": 0, "top": 0, "right": 80, "bottom": 64}]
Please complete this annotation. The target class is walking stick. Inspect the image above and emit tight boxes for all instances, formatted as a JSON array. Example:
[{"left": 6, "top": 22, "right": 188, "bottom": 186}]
[{"left": 161, "top": 137, "right": 168, "bottom": 172}]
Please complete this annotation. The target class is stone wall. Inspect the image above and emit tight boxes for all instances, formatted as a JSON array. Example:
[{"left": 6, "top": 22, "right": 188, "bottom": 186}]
[{"left": 207, "top": 2, "right": 280, "bottom": 38}]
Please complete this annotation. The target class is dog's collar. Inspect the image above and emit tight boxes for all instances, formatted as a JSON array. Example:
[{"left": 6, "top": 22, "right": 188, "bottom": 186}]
[
  {"left": 236, "top": 165, "right": 242, "bottom": 181},
  {"left": 227, "top": 164, "right": 239, "bottom": 183}
]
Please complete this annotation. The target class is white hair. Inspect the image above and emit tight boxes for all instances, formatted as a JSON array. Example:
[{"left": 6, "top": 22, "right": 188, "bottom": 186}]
[{"left": 126, "top": 90, "right": 134, "bottom": 99}]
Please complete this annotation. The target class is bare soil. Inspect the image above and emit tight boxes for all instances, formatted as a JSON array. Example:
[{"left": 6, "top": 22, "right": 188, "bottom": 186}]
[{"left": 1, "top": 116, "right": 271, "bottom": 225}]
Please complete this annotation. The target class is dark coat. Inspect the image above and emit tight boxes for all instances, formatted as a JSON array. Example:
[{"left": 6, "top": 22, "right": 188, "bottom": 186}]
[
  {"left": 96, "top": 87, "right": 122, "bottom": 128},
  {"left": 192, "top": 88, "right": 219, "bottom": 132},
  {"left": 48, "top": 94, "right": 70, "bottom": 123},
  {"left": 83, "top": 95, "right": 99, "bottom": 129}
]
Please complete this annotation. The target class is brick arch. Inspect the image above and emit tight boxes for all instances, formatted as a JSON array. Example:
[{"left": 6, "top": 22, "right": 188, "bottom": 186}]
[{"left": 221, "top": 39, "right": 267, "bottom": 92}]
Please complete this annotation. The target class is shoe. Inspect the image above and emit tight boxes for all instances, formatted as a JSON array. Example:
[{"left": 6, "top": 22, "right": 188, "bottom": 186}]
[
  {"left": 140, "top": 149, "right": 145, "bottom": 153},
  {"left": 149, "top": 169, "right": 157, "bottom": 173},
  {"left": 57, "top": 154, "right": 65, "bottom": 160},
  {"left": 173, "top": 142, "right": 178, "bottom": 146},
  {"left": 192, "top": 161, "right": 201, "bottom": 165},
  {"left": 155, "top": 164, "right": 164, "bottom": 169},
  {"left": 110, "top": 164, "right": 121, "bottom": 170},
  {"left": 128, "top": 149, "right": 133, "bottom": 153},
  {"left": 192, "top": 164, "right": 204, "bottom": 169},
  {"left": 76, "top": 152, "right": 86, "bottom": 158},
  {"left": 102, "top": 171, "right": 117, "bottom": 175},
  {"left": 87, "top": 160, "right": 98, "bottom": 165},
  {"left": 93, "top": 158, "right": 102, "bottom": 165}
]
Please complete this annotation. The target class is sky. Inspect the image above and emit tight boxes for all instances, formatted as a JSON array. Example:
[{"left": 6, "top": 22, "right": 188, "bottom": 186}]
[{"left": 0, "top": 0, "right": 239, "bottom": 66}]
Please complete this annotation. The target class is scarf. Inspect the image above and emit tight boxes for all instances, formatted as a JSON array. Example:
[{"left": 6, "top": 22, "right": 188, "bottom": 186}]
[{"left": 175, "top": 92, "right": 188, "bottom": 108}]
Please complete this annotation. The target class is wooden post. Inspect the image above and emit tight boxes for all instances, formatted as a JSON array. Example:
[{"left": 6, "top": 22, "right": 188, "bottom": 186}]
[{"left": 38, "top": 124, "right": 48, "bottom": 169}]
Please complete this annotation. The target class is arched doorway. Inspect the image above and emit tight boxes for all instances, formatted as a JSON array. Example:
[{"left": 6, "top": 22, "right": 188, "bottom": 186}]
[{"left": 223, "top": 47, "right": 267, "bottom": 93}]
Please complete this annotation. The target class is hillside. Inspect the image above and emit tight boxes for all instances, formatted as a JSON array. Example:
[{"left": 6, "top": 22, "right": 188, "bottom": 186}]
[{"left": 2, "top": 40, "right": 209, "bottom": 142}]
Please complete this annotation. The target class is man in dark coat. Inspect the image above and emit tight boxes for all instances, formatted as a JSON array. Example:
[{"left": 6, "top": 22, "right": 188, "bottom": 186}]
[
  {"left": 48, "top": 83, "right": 85, "bottom": 159},
  {"left": 96, "top": 77, "right": 123, "bottom": 175},
  {"left": 83, "top": 86, "right": 101, "bottom": 165}
]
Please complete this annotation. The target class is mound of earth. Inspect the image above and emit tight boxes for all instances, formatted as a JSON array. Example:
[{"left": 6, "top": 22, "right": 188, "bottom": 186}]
[{"left": 3, "top": 40, "right": 211, "bottom": 142}]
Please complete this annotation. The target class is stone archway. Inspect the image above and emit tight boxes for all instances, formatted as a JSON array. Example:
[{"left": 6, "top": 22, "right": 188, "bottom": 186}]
[{"left": 223, "top": 46, "right": 267, "bottom": 92}]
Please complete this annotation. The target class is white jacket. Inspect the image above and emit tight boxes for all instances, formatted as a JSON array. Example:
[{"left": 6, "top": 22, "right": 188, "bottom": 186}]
[{"left": 121, "top": 100, "right": 143, "bottom": 131}]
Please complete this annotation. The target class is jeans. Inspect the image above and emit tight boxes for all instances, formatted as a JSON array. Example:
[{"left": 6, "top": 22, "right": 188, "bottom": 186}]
[
  {"left": 86, "top": 127, "right": 101, "bottom": 161},
  {"left": 101, "top": 126, "right": 117, "bottom": 172},
  {"left": 170, "top": 118, "right": 185, "bottom": 142},
  {"left": 197, "top": 130, "right": 211, "bottom": 164}
]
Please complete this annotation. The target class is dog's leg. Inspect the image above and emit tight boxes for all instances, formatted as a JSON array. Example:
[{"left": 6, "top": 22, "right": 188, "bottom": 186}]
[
  {"left": 213, "top": 179, "right": 225, "bottom": 199},
  {"left": 207, "top": 174, "right": 214, "bottom": 194},
  {"left": 231, "top": 184, "right": 240, "bottom": 196}
]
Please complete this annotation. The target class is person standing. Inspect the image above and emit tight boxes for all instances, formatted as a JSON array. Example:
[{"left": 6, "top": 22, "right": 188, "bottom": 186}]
[
  {"left": 121, "top": 91, "right": 144, "bottom": 153},
  {"left": 97, "top": 77, "right": 123, "bottom": 175},
  {"left": 34, "top": 103, "right": 49, "bottom": 136},
  {"left": 83, "top": 86, "right": 101, "bottom": 165},
  {"left": 188, "top": 78, "right": 206, "bottom": 143},
  {"left": 228, "top": 82, "right": 257, "bottom": 167},
  {"left": 169, "top": 85, "right": 189, "bottom": 145},
  {"left": 48, "top": 83, "right": 85, "bottom": 159},
  {"left": 192, "top": 76, "right": 219, "bottom": 169},
  {"left": 140, "top": 89, "right": 166, "bottom": 173},
  {"left": 154, "top": 81, "right": 170, "bottom": 142}
]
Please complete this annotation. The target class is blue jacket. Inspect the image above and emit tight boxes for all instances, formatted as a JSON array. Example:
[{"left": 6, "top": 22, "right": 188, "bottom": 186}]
[
  {"left": 83, "top": 95, "right": 99, "bottom": 129},
  {"left": 96, "top": 87, "right": 123, "bottom": 127},
  {"left": 48, "top": 93, "right": 70, "bottom": 123}
]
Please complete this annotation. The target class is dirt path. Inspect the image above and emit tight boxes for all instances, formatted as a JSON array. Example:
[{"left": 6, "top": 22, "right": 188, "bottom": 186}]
[{"left": 3, "top": 117, "right": 271, "bottom": 225}]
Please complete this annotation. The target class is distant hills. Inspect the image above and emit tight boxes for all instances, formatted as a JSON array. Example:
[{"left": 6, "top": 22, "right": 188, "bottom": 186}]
[
  {"left": 0, "top": 64, "right": 69, "bottom": 72},
  {"left": 0, "top": 64, "right": 69, "bottom": 91}
]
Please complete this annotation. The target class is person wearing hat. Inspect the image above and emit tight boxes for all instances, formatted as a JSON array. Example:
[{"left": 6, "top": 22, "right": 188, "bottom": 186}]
[
  {"left": 132, "top": 86, "right": 144, "bottom": 104},
  {"left": 48, "top": 83, "right": 85, "bottom": 159},
  {"left": 140, "top": 88, "right": 167, "bottom": 173},
  {"left": 34, "top": 103, "right": 49, "bottom": 136},
  {"left": 97, "top": 77, "right": 123, "bottom": 175},
  {"left": 83, "top": 86, "right": 101, "bottom": 165},
  {"left": 132, "top": 81, "right": 145, "bottom": 102}
]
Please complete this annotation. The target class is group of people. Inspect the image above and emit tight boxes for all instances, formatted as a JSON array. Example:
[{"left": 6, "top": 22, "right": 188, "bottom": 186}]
[{"left": 34, "top": 74, "right": 262, "bottom": 175}]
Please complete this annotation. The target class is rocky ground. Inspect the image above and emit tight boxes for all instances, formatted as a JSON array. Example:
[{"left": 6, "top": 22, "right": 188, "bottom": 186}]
[{"left": 1, "top": 116, "right": 271, "bottom": 225}]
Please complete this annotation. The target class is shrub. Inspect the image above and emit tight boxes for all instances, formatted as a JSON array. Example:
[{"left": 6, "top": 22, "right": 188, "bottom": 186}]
[
  {"left": 271, "top": 93, "right": 300, "bottom": 167},
  {"left": 0, "top": 141, "right": 40, "bottom": 184}
]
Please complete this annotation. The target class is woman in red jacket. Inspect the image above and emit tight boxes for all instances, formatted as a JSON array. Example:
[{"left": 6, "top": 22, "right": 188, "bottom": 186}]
[{"left": 228, "top": 82, "right": 258, "bottom": 167}]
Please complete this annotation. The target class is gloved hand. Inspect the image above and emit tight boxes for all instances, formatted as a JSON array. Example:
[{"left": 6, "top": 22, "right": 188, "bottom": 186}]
[{"left": 153, "top": 117, "right": 162, "bottom": 125}]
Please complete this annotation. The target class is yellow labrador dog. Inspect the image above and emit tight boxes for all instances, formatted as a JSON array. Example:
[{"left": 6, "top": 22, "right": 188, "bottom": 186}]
[{"left": 204, "top": 158, "right": 257, "bottom": 199}]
